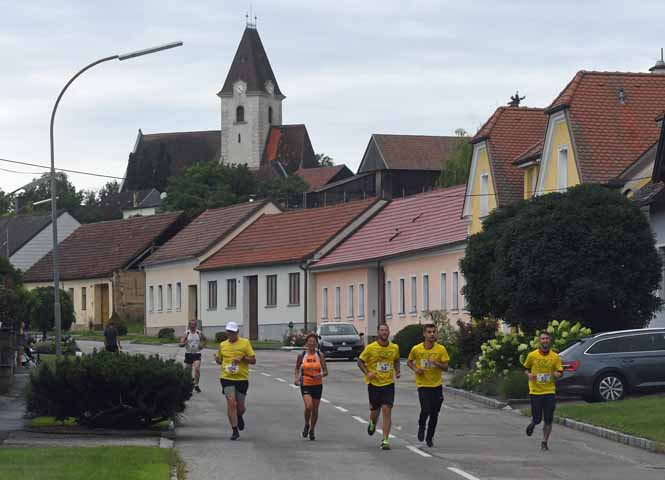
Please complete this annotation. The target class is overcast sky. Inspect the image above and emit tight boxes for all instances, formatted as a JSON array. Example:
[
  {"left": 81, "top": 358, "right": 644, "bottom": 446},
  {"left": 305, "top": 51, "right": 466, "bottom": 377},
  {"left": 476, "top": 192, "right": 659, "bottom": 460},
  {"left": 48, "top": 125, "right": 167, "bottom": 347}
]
[{"left": 2, "top": 0, "right": 664, "bottom": 194}]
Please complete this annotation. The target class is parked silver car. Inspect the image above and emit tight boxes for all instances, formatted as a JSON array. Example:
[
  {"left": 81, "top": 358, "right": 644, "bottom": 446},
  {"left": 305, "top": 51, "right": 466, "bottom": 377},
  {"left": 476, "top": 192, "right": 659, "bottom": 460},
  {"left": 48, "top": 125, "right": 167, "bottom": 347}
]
[{"left": 557, "top": 328, "right": 665, "bottom": 401}]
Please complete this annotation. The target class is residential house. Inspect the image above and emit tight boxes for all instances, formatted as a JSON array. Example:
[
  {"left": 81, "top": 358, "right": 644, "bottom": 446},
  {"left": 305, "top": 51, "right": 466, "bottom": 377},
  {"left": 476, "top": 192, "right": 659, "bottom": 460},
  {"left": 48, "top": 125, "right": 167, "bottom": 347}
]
[
  {"left": 196, "top": 199, "right": 386, "bottom": 340},
  {"left": 311, "top": 185, "right": 469, "bottom": 338},
  {"left": 23, "top": 212, "right": 186, "bottom": 329},
  {"left": 141, "top": 200, "right": 280, "bottom": 335},
  {"left": 0, "top": 211, "right": 80, "bottom": 272},
  {"left": 295, "top": 165, "right": 354, "bottom": 193}
]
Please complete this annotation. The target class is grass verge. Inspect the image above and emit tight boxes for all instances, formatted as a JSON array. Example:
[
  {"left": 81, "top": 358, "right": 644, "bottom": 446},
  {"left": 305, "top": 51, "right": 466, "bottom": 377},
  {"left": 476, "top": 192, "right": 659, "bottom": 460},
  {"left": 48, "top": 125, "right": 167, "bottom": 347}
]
[
  {"left": 556, "top": 395, "right": 665, "bottom": 443},
  {"left": 204, "top": 340, "right": 283, "bottom": 350},
  {"left": 26, "top": 416, "right": 172, "bottom": 431},
  {"left": 0, "top": 446, "right": 176, "bottom": 480}
]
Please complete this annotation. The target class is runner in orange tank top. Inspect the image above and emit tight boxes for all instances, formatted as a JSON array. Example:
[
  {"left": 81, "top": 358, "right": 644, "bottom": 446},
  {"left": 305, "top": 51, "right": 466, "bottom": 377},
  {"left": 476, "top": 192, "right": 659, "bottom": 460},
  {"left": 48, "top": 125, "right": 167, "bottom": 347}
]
[{"left": 294, "top": 333, "right": 328, "bottom": 440}]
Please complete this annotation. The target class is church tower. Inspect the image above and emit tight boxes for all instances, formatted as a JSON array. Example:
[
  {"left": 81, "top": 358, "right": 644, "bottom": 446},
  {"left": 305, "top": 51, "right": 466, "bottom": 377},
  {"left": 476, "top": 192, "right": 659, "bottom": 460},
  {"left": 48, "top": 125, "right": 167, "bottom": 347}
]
[{"left": 218, "top": 21, "right": 284, "bottom": 169}]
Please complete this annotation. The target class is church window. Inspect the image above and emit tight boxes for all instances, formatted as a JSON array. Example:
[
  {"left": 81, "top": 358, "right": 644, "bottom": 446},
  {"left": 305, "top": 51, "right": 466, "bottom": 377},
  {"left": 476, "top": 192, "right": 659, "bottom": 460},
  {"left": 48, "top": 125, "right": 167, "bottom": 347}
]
[
  {"left": 236, "top": 105, "right": 245, "bottom": 123},
  {"left": 268, "top": 107, "right": 273, "bottom": 124}
]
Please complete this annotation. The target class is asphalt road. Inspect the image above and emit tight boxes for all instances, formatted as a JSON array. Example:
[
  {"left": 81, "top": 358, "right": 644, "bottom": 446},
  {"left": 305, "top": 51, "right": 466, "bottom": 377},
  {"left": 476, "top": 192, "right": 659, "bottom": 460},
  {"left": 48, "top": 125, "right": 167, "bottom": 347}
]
[{"left": 78, "top": 341, "right": 665, "bottom": 480}]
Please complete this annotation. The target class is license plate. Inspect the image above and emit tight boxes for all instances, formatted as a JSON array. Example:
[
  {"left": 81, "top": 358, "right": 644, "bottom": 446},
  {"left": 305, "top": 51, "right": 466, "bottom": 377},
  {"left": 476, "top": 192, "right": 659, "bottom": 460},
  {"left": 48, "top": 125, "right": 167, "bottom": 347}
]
[{"left": 338, "top": 346, "right": 352, "bottom": 351}]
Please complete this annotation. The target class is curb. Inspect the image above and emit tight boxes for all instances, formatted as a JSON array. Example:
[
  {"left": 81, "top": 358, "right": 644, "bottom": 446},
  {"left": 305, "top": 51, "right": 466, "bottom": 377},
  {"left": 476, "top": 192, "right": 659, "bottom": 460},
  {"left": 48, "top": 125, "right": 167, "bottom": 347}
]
[
  {"left": 442, "top": 385, "right": 510, "bottom": 410},
  {"left": 553, "top": 416, "right": 665, "bottom": 453}
]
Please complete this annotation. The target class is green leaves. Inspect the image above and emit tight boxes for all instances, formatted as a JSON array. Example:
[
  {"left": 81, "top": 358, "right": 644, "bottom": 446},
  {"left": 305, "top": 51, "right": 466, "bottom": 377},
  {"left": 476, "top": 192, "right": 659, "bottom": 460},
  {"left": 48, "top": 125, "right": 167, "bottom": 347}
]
[{"left": 27, "top": 287, "right": 75, "bottom": 336}]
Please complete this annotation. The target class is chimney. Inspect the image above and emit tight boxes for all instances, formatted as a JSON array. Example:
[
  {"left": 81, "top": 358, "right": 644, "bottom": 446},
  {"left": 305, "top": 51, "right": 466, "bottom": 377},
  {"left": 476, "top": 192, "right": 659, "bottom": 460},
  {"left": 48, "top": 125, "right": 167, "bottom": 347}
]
[
  {"left": 132, "top": 191, "right": 139, "bottom": 208},
  {"left": 649, "top": 48, "right": 665, "bottom": 74}
]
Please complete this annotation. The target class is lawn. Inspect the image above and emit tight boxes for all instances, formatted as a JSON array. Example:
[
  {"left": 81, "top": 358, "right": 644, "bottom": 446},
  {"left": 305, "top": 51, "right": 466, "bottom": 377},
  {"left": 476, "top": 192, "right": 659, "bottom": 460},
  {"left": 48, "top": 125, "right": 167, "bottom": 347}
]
[
  {"left": 205, "top": 340, "right": 283, "bottom": 350},
  {"left": 0, "top": 446, "right": 178, "bottom": 480},
  {"left": 556, "top": 396, "right": 665, "bottom": 443}
]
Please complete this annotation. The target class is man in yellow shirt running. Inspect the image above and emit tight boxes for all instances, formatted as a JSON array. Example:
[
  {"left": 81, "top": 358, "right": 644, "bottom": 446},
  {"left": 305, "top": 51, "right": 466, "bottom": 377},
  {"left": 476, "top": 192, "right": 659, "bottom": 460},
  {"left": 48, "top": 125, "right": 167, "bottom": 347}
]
[
  {"left": 407, "top": 323, "right": 449, "bottom": 447},
  {"left": 523, "top": 331, "right": 563, "bottom": 451},
  {"left": 214, "top": 321, "right": 256, "bottom": 441},
  {"left": 358, "top": 323, "right": 401, "bottom": 450}
]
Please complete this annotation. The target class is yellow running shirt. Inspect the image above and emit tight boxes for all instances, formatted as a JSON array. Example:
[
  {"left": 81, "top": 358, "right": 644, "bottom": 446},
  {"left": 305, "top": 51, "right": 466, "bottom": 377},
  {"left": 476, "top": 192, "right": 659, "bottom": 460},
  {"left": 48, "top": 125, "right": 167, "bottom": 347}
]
[
  {"left": 218, "top": 337, "right": 255, "bottom": 381},
  {"left": 359, "top": 341, "right": 400, "bottom": 387},
  {"left": 523, "top": 349, "right": 563, "bottom": 395},
  {"left": 408, "top": 342, "right": 450, "bottom": 388}
]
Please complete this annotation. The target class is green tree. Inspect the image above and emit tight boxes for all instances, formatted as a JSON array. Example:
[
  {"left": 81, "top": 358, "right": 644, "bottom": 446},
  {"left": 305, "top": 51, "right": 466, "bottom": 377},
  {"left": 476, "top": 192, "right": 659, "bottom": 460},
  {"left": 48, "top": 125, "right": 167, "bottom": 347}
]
[
  {"left": 460, "top": 184, "right": 662, "bottom": 334},
  {"left": 0, "top": 189, "right": 11, "bottom": 216},
  {"left": 27, "top": 287, "right": 75, "bottom": 338},
  {"left": 163, "top": 162, "right": 257, "bottom": 217},
  {"left": 315, "top": 153, "right": 335, "bottom": 167},
  {"left": 257, "top": 174, "right": 309, "bottom": 201},
  {"left": 438, "top": 128, "right": 472, "bottom": 188},
  {"left": 0, "top": 257, "right": 29, "bottom": 330},
  {"left": 18, "top": 172, "right": 83, "bottom": 214},
  {"left": 76, "top": 180, "right": 122, "bottom": 223}
]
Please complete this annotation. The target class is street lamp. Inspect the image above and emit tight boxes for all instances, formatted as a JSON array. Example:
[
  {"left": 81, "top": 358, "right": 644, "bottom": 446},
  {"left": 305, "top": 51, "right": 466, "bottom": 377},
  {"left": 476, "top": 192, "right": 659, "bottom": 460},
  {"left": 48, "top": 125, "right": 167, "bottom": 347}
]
[{"left": 50, "top": 41, "right": 183, "bottom": 358}]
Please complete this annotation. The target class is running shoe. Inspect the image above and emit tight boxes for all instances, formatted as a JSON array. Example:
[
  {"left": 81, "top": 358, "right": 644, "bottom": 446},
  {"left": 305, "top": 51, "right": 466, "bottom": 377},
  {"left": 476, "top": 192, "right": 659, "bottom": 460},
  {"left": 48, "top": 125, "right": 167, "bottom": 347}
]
[
  {"left": 238, "top": 415, "right": 245, "bottom": 431},
  {"left": 526, "top": 423, "right": 535, "bottom": 437},
  {"left": 194, "top": 385, "right": 201, "bottom": 393},
  {"left": 302, "top": 424, "right": 310, "bottom": 438},
  {"left": 367, "top": 421, "right": 376, "bottom": 436},
  {"left": 417, "top": 425, "right": 425, "bottom": 442},
  {"left": 426, "top": 438, "right": 434, "bottom": 448},
  {"left": 309, "top": 430, "right": 316, "bottom": 441},
  {"left": 230, "top": 430, "right": 240, "bottom": 441},
  {"left": 541, "top": 441, "right": 549, "bottom": 451},
  {"left": 381, "top": 439, "right": 390, "bottom": 450}
]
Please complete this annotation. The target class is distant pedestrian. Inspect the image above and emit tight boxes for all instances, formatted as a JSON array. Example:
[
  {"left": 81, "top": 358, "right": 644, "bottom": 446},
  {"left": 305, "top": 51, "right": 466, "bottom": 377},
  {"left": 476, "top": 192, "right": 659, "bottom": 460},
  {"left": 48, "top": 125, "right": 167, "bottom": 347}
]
[
  {"left": 180, "top": 320, "right": 207, "bottom": 393},
  {"left": 294, "top": 333, "right": 328, "bottom": 440},
  {"left": 103, "top": 320, "right": 121, "bottom": 353},
  {"left": 215, "top": 321, "right": 256, "bottom": 440}
]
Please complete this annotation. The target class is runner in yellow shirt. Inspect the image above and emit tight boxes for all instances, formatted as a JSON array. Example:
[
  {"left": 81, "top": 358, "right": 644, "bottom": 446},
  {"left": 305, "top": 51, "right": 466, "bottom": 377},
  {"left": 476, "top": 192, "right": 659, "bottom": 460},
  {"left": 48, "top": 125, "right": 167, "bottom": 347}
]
[
  {"left": 214, "top": 321, "right": 256, "bottom": 441},
  {"left": 358, "top": 323, "right": 401, "bottom": 450},
  {"left": 523, "top": 331, "right": 563, "bottom": 451},
  {"left": 407, "top": 323, "right": 449, "bottom": 447}
]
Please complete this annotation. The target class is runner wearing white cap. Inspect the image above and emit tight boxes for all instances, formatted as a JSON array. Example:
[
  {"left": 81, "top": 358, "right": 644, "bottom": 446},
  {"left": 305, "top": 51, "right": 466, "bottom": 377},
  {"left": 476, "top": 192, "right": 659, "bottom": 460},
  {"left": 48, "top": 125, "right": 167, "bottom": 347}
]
[{"left": 214, "top": 321, "right": 256, "bottom": 440}]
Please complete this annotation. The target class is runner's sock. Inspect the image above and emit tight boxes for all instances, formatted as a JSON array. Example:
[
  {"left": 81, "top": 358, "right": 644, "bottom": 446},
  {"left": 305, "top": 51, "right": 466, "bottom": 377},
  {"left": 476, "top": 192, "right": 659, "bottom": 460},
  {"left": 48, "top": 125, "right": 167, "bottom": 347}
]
[{"left": 367, "top": 421, "right": 376, "bottom": 436}]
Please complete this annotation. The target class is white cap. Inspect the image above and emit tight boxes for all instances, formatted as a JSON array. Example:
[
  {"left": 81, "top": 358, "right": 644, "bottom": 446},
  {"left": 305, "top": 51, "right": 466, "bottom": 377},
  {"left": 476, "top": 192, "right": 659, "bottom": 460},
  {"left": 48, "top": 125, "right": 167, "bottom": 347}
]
[{"left": 225, "top": 321, "right": 239, "bottom": 332}]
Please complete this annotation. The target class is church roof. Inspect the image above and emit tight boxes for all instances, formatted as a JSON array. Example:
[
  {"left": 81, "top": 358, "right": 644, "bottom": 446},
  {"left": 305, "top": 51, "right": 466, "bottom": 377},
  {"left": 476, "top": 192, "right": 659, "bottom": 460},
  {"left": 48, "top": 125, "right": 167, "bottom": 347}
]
[
  {"left": 262, "top": 125, "right": 317, "bottom": 173},
  {"left": 218, "top": 26, "right": 283, "bottom": 97}
]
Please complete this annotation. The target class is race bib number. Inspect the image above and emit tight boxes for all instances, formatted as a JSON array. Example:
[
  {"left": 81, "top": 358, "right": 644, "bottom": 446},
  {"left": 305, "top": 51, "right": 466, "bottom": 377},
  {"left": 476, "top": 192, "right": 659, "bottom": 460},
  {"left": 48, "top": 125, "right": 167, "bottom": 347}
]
[
  {"left": 225, "top": 363, "right": 239, "bottom": 374},
  {"left": 536, "top": 373, "right": 551, "bottom": 383},
  {"left": 421, "top": 358, "right": 433, "bottom": 369},
  {"left": 377, "top": 362, "right": 391, "bottom": 373}
]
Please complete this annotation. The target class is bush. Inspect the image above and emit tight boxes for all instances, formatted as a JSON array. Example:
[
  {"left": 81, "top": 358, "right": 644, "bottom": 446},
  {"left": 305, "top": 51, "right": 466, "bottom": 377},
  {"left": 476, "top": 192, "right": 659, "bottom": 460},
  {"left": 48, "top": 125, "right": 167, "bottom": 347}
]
[
  {"left": 449, "top": 370, "right": 468, "bottom": 389},
  {"left": 109, "top": 312, "right": 127, "bottom": 336},
  {"left": 27, "top": 287, "right": 75, "bottom": 336},
  {"left": 424, "top": 310, "right": 461, "bottom": 368},
  {"left": 393, "top": 324, "right": 423, "bottom": 358},
  {"left": 456, "top": 317, "right": 498, "bottom": 368},
  {"left": 26, "top": 351, "right": 193, "bottom": 428},
  {"left": 283, "top": 329, "right": 307, "bottom": 347},
  {"left": 33, "top": 337, "right": 79, "bottom": 355},
  {"left": 499, "top": 370, "right": 529, "bottom": 399},
  {"left": 215, "top": 331, "right": 228, "bottom": 344},
  {"left": 157, "top": 328, "right": 175, "bottom": 339}
]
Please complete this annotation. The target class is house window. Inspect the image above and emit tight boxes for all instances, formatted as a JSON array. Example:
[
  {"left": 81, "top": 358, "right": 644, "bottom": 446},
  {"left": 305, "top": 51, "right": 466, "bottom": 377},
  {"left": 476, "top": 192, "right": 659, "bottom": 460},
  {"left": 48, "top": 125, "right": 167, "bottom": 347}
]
[
  {"left": 480, "top": 173, "right": 489, "bottom": 217},
  {"left": 236, "top": 105, "right": 244, "bottom": 122},
  {"left": 358, "top": 284, "right": 365, "bottom": 319},
  {"left": 557, "top": 148, "right": 568, "bottom": 191},
  {"left": 334, "top": 286, "right": 341, "bottom": 319},
  {"left": 452, "top": 272, "right": 459, "bottom": 310},
  {"left": 158, "top": 285, "right": 164, "bottom": 311},
  {"left": 385, "top": 281, "right": 392, "bottom": 318},
  {"left": 148, "top": 286, "right": 154, "bottom": 312},
  {"left": 530, "top": 167, "right": 539, "bottom": 196},
  {"left": 399, "top": 278, "right": 406, "bottom": 315},
  {"left": 410, "top": 276, "right": 417, "bottom": 314},
  {"left": 268, "top": 107, "right": 273, "bottom": 124},
  {"left": 167, "top": 284, "right": 173, "bottom": 311},
  {"left": 423, "top": 274, "right": 430, "bottom": 311},
  {"left": 440, "top": 273, "right": 447, "bottom": 310},
  {"left": 289, "top": 273, "right": 300, "bottom": 305},
  {"left": 81, "top": 287, "right": 87, "bottom": 311},
  {"left": 67, "top": 288, "right": 74, "bottom": 301},
  {"left": 348, "top": 285, "right": 355, "bottom": 318},
  {"left": 322, "top": 288, "right": 329, "bottom": 319},
  {"left": 227, "top": 279, "right": 237, "bottom": 308},
  {"left": 266, "top": 275, "right": 277, "bottom": 307},
  {"left": 238, "top": 133, "right": 241, "bottom": 143},
  {"left": 176, "top": 283, "right": 182, "bottom": 310},
  {"left": 207, "top": 281, "right": 217, "bottom": 310}
]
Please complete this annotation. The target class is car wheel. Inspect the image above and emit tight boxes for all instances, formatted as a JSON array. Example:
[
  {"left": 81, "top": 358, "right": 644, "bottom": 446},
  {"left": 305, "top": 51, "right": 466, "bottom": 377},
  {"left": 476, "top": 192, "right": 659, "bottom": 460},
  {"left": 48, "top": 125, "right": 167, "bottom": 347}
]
[{"left": 594, "top": 373, "right": 626, "bottom": 402}]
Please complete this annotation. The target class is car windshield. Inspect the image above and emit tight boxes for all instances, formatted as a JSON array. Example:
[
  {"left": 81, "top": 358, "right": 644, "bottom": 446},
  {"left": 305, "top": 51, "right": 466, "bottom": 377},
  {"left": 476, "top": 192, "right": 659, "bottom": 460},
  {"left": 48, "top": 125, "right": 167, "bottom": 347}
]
[{"left": 320, "top": 324, "right": 358, "bottom": 336}]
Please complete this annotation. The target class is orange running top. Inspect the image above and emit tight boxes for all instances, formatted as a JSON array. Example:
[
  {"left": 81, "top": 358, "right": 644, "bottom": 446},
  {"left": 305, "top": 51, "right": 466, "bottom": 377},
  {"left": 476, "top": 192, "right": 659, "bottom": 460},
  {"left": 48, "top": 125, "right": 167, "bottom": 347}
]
[{"left": 300, "top": 351, "right": 323, "bottom": 386}]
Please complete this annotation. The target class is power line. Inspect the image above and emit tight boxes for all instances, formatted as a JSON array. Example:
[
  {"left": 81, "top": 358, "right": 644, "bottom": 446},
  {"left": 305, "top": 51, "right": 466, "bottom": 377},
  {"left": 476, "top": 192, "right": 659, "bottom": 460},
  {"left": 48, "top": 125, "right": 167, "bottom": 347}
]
[
  {"left": 0, "top": 166, "right": 44, "bottom": 175},
  {"left": 0, "top": 157, "right": 125, "bottom": 180}
]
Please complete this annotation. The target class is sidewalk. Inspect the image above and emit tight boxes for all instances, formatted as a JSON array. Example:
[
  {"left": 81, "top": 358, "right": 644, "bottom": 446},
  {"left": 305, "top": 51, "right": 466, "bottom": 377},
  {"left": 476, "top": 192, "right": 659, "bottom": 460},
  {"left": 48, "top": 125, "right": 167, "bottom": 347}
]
[{"left": 0, "top": 368, "right": 28, "bottom": 441}]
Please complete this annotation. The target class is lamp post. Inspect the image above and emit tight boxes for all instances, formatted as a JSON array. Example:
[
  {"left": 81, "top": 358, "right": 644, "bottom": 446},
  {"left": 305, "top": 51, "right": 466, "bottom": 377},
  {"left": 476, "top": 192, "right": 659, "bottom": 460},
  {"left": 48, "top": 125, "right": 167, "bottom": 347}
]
[{"left": 50, "top": 41, "right": 183, "bottom": 358}]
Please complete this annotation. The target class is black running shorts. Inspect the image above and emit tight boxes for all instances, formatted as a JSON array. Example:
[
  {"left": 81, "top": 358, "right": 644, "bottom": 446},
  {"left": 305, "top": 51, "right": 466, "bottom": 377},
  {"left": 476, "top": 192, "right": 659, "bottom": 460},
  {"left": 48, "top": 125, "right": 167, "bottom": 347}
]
[
  {"left": 368, "top": 383, "right": 395, "bottom": 410},
  {"left": 184, "top": 353, "right": 202, "bottom": 364},
  {"left": 530, "top": 393, "right": 556, "bottom": 425},
  {"left": 300, "top": 384, "right": 323, "bottom": 400},
  {"left": 220, "top": 379, "right": 249, "bottom": 398}
]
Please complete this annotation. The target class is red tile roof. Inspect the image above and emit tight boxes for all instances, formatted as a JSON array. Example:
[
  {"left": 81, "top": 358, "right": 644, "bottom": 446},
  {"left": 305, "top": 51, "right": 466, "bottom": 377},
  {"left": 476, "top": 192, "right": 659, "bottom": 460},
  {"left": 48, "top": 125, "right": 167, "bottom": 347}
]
[
  {"left": 471, "top": 107, "right": 547, "bottom": 206},
  {"left": 371, "top": 134, "right": 465, "bottom": 171},
  {"left": 295, "top": 166, "right": 353, "bottom": 191},
  {"left": 262, "top": 124, "right": 317, "bottom": 173},
  {"left": 513, "top": 140, "right": 544, "bottom": 166},
  {"left": 23, "top": 212, "right": 185, "bottom": 282},
  {"left": 313, "top": 185, "right": 467, "bottom": 268},
  {"left": 197, "top": 199, "right": 378, "bottom": 271},
  {"left": 143, "top": 201, "right": 272, "bottom": 267},
  {"left": 546, "top": 71, "right": 665, "bottom": 183}
]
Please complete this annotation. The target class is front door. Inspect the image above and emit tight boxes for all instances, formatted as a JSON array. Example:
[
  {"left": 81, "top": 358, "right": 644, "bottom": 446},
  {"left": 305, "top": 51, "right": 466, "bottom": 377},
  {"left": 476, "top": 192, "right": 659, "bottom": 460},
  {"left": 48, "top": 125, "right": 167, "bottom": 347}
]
[
  {"left": 248, "top": 276, "right": 258, "bottom": 340},
  {"left": 188, "top": 285, "right": 197, "bottom": 322},
  {"left": 99, "top": 284, "right": 110, "bottom": 326}
]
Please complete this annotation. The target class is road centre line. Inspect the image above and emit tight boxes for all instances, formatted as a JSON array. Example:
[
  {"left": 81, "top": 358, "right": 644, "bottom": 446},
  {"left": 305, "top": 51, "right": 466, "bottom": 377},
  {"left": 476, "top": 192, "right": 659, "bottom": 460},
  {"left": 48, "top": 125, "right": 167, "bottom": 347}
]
[
  {"left": 376, "top": 428, "right": 396, "bottom": 439},
  {"left": 290, "top": 384, "right": 298, "bottom": 389},
  {"left": 261, "top": 372, "right": 271, "bottom": 377},
  {"left": 275, "top": 377, "right": 286, "bottom": 382},
  {"left": 335, "top": 406, "right": 349, "bottom": 412},
  {"left": 448, "top": 467, "right": 481, "bottom": 480},
  {"left": 406, "top": 445, "right": 432, "bottom": 458},
  {"left": 321, "top": 398, "right": 331, "bottom": 404},
  {"left": 352, "top": 416, "right": 368, "bottom": 424}
]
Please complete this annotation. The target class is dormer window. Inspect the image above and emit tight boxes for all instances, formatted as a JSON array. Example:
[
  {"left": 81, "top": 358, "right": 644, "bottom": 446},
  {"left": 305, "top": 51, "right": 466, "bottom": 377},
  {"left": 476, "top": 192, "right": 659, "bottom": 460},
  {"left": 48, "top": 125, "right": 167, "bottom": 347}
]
[
  {"left": 236, "top": 106, "right": 245, "bottom": 123},
  {"left": 268, "top": 107, "right": 273, "bottom": 124}
]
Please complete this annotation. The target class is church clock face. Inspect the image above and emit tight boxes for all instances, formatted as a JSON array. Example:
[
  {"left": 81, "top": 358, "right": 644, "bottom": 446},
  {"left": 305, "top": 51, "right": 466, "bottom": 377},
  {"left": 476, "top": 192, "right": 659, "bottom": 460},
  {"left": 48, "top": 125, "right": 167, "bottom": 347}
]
[
  {"left": 265, "top": 81, "right": 274, "bottom": 95},
  {"left": 235, "top": 82, "right": 246, "bottom": 94}
]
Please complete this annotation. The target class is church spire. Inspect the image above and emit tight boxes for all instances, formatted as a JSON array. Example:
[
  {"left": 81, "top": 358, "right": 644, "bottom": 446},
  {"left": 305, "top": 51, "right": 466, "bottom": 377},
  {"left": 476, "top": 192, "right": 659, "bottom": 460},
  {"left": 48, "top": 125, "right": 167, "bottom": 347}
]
[{"left": 217, "top": 25, "right": 283, "bottom": 98}]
